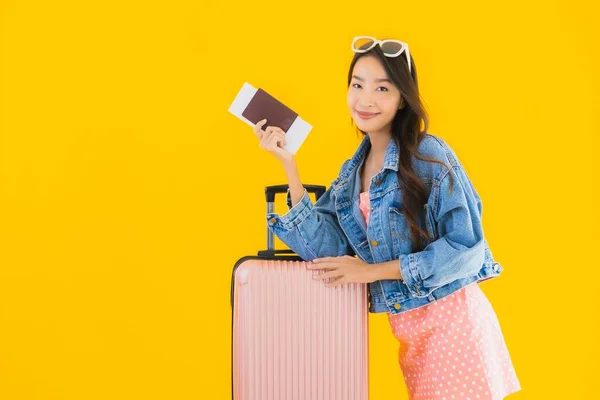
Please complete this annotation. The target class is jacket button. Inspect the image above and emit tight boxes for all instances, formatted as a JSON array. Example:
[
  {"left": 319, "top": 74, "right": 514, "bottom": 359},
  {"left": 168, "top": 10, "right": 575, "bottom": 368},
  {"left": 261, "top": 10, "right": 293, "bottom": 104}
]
[
  {"left": 370, "top": 240, "right": 378, "bottom": 246},
  {"left": 393, "top": 303, "right": 401, "bottom": 310},
  {"left": 269, "top": 217, "right": 277, "bottom": 224},
  {"left": 375, "top": 179, "right": 382, "bottom": 185}
]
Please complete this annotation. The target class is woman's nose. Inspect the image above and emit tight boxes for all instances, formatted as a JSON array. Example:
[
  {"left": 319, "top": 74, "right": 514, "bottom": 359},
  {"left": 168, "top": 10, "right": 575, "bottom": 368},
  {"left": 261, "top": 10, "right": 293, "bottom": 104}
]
[{"left": 359, "top": 93, "right": 375, "bottom": 108}]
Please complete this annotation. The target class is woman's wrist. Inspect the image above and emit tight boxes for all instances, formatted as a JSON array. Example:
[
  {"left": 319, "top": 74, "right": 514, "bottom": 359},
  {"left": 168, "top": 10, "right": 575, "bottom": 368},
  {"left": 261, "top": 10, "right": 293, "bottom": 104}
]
[
  {"left": 281, "top": 157, "right": 296, "bottom": 170},
  {"left": 372, "top": 259, "right": 403, "bottom": 281}
]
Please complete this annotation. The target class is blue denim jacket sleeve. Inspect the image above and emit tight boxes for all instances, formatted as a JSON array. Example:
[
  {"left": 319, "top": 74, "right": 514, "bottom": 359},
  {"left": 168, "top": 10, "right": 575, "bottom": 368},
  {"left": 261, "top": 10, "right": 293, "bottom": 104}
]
[
  {"left": 266, "top": 184, "right": 355, "bottom": 261},
  {"left": 399, "top": 165, "right": 485, "bottom": 296}
]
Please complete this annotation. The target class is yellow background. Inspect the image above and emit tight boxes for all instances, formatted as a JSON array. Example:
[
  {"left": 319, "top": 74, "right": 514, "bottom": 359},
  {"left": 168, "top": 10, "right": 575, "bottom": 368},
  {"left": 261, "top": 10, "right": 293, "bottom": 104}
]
[{"left": 1, "top": 0, "right": 598, "bottom": 398}]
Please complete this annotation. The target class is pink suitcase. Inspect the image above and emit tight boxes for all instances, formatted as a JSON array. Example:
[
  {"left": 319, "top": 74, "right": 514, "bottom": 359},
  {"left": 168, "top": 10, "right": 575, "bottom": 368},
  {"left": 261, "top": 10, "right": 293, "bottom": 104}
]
[{"left": 231, "top": 184, "right": 369, "bottom": 400}]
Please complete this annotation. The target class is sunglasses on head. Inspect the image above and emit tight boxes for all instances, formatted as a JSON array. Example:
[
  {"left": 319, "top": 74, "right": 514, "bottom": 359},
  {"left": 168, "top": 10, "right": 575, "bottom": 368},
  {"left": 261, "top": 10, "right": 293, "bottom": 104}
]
[{"left": 351, "top": 36, "right": 411, "bottom": 74}]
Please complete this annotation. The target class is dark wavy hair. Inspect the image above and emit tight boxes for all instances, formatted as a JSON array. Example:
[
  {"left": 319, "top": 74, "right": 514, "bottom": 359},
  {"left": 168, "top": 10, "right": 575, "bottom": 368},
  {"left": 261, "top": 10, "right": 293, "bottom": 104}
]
[{"left": 347, "top": 42, "right": 454, "bottom": 252}]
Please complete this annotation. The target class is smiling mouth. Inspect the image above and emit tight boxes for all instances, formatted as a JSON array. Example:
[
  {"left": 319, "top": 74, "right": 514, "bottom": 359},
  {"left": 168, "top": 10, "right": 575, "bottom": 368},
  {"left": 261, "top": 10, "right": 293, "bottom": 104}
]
[{"left": 356, "top": 111, "right": 379, "bottom": 119}]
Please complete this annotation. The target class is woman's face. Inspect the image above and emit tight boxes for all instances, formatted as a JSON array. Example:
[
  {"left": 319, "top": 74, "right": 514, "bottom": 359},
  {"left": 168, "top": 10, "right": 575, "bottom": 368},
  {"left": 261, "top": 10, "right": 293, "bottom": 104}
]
[{"left": 347, "top": 55, "right": 403, "bottom": 135}]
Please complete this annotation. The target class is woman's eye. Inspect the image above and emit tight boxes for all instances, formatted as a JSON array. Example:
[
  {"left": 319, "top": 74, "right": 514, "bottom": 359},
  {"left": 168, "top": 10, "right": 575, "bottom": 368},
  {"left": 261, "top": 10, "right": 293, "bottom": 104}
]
[{"left": 351, "top": 83, "right": 388, "bottom": 92}]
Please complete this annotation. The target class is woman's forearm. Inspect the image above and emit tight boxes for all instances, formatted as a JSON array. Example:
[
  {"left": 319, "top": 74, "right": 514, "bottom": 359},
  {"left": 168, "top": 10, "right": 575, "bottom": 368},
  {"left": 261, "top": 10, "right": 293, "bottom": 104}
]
[
  {"left": 282, "top": 159, "right": 304, "bottom": 207},
  {"left": 372, "top": 259, "right": 404, "bottom": 281}
]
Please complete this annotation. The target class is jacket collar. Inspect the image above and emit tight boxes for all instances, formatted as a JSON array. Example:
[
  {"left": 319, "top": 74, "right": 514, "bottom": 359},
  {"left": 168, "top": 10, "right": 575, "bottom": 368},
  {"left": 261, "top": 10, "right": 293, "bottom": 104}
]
[{"left": 337, "top": 134, "right": 399, "bottom": 184}]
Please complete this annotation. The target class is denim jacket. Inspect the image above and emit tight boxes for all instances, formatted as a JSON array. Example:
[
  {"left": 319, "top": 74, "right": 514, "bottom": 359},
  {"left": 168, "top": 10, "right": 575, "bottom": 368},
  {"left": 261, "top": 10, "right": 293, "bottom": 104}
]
[{"left": 266, "top": 133, "right": 503, "bottom": 315}]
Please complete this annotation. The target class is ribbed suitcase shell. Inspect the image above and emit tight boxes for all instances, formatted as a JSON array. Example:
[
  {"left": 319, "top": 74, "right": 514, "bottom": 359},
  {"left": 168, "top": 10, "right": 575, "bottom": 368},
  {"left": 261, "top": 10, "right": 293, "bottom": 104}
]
[{"left": 231, "top": 256, "right": 369, "bottom": 400}]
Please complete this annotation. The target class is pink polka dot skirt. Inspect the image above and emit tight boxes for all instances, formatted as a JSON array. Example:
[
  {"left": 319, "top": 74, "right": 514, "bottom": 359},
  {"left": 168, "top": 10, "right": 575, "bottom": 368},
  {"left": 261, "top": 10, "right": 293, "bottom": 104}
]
[
  {"left": 360, "top": 191, "right": 521, "bottom": 399},
  {"left": 387, "top": 283, "right": 521, "bottom": 399}
]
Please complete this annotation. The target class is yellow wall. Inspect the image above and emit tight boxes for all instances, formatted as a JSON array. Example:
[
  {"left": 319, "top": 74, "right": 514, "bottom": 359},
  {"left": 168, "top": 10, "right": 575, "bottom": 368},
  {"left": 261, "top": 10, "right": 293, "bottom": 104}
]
[{"left": 1, "top": 0, "right": 597, "bottom": 398}]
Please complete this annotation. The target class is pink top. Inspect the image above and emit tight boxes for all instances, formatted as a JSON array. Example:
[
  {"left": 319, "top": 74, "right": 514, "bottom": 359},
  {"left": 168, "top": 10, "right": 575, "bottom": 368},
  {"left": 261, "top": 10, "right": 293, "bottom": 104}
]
[
  {"left": 358, "top": 191, "right": 371, "bottom": 226},
  {"left": 358, "top": 190, "right": 521, "bottom": 399}
]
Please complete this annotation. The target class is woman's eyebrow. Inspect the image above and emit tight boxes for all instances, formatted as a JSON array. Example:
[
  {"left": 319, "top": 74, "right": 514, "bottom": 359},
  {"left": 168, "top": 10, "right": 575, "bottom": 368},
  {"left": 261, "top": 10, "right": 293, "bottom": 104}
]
[{"left": 352, "top": 75, "right": 391, "bottom": 83}]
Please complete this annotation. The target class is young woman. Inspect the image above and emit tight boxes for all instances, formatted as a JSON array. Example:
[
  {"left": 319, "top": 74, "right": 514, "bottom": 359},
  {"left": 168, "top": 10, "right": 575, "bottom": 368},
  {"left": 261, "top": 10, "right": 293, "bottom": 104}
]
[{"left": 253, "top": 36, "right": 521, "bottom": 399}]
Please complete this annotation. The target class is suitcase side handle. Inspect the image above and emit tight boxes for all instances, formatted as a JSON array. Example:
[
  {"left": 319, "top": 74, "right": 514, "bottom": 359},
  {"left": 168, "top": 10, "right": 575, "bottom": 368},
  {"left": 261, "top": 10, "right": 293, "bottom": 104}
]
[{"left": 262, "top": 184, "right": 326, "bottom": 256}]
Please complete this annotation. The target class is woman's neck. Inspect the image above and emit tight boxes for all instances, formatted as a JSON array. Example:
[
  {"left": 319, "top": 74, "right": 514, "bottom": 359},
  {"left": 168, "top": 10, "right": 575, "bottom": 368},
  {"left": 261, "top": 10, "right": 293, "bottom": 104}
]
[{"left": 367, "top": 132, "right": 392, "bottom": 161}]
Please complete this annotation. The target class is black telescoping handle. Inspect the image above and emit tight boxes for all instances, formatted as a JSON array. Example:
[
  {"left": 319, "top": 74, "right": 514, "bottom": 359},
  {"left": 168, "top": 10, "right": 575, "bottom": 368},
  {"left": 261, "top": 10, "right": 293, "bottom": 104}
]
[
  {"left": 265, "top": 184, "right": 326, "bottom": 203},
  {"left": 260, "top": 184, "right": 327, "bottom": 257}
]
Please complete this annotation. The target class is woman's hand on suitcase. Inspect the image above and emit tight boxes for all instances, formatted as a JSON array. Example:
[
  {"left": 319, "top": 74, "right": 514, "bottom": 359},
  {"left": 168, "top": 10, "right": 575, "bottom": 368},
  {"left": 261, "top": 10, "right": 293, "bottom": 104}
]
[
  {"left": 308, "top": 255, "right": 376, "bottom": 287},
  {"left": 254, "top": 119, "right": 294, "bottom": 163}
]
